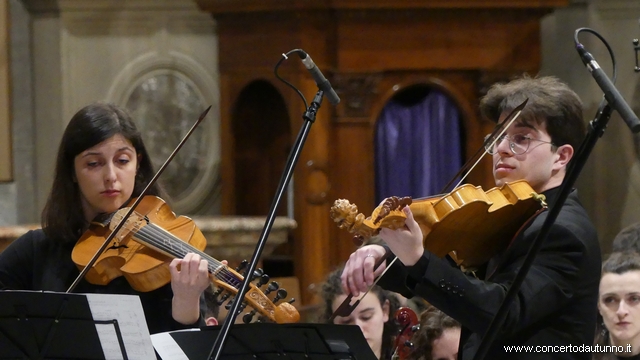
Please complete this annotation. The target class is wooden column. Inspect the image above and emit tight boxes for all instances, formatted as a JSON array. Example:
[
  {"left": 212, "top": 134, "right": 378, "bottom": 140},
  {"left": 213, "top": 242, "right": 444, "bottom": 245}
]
[{"left": 0, "top": 0, "right": 11, "bottom": 182}]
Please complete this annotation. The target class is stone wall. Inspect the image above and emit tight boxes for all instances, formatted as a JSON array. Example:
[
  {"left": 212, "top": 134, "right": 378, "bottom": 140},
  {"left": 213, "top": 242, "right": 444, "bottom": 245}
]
[
  {"left": 0, "top": 0, "right": 221, "bottom": 227},
  {"left": 541, "top": 0, "right": 640, "bottom": 253}
]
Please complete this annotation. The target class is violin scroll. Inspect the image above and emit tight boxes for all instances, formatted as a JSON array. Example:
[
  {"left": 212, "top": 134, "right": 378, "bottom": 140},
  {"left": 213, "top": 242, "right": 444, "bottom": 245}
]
[{"left": 212, "top": 265, "right": 299, "bottom": 324}]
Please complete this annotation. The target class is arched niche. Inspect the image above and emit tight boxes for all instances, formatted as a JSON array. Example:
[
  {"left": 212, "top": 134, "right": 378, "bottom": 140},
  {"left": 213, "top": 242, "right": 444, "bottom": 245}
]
[
  {"left": 231, "top": 80, "right": 292, "bottom": 217},
  {"left": 373, "top": 83, "right": 466, "bottom": 203},
  {"left": 329, "top": 71, "right": 495, "bottom": 269}
]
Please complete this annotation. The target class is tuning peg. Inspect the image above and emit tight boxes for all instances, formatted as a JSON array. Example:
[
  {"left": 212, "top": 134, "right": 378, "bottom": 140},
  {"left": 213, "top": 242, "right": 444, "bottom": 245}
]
[
  {"left": 237, "top": 302, "right": 248, "bottom": 313},
  {"left": 272, "top": 289, "right": 288, "bottom": 303},
  {"left": 404, "top": 341, "right": 414, "bottom": 349},
  {"left": 287, "top": 298, "right": 296, "bottom": 304},
  {"left": 251, "top": 268, "right": 264, "bottom": 280},
  {"left": 411, "top": 324, "right": 420, "bottom": 332},
  {"left": 224, "top": 296, "right": 236, "bottom": 310},
  {"left": 264, "top": 281, "right": 279, "bottom": 295},
  {"left": 352, "top": 234, "right": 365, "bottom": 246},
  {"left": 256, "top": 274, "right": 270, "bottom": 287},
  {"left": 235, "top": 260, "right": 248, "bottom": 272},
  {"left": 243, "top": 310, "right": 257, "bottom": 324},
  {"left": 216, "top": 292, "right": 231, "bottom": 306}
]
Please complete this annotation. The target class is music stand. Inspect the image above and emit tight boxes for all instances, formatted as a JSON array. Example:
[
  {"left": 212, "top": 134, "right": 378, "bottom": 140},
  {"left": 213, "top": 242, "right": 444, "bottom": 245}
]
[
  {"left": 0, "top": 290, "right": 117, "bottom": 360},
  {"left": 169, "top": 323, "right": 377, "bottom": 360}
]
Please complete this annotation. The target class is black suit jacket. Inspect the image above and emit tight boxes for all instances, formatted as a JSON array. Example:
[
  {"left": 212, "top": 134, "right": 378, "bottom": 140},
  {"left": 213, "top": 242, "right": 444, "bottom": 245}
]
[{"left": 378, "top": 187, "right": 601, "bottom": 359}]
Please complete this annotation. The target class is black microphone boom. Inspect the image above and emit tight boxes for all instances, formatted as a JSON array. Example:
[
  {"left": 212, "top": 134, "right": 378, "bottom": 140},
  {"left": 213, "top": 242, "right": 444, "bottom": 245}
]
[
  {"left": 298, "top": 51, "right": 341, "bottom": 105},
  {"left": 576, "top": 44, "right": 640, "bottom": 133}
]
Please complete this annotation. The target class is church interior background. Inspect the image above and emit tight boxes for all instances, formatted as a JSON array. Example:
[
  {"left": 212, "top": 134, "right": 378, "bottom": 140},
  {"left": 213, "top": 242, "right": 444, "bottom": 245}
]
[{"left": 0, "top": 0, "right": 639, "bottom": 315}]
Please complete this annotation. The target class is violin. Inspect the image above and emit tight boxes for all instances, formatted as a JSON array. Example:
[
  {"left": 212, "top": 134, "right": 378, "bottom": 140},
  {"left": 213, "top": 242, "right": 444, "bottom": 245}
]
[
  {"left": 71, "top": 195, "right": 300, "bottom": 324},
  {"left": 330, "top": 179, "right": 547, "bottom": 268},
  {"left": 391, "top": 307, "right": 420, "bottom": 360}
]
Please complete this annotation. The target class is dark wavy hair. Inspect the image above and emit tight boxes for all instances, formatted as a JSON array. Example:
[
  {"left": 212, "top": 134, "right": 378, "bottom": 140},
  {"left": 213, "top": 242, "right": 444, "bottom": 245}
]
[
  {"left": 612, "top": 222, "right": 640, "bottom": 254},
  {"left": 42, "top": 102, "right": 163, "bottom": 242},
  {"left": 317, "top": 267, "right": 400, "bottom": 359},
  {"left": 593, "top": 252, "right": 640, "bottom": 360},
  {"left": 406, "top": 305, "right": 460, "bottom": 360},
  {"left": 480, "top": 74, "right": 585, "bottom": 155}
]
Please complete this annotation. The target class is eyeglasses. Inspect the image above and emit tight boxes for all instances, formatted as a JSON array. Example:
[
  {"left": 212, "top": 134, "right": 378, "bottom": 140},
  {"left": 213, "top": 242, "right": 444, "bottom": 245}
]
[{"left": 483, "top": 133, "right": 556, "bottom": 155}]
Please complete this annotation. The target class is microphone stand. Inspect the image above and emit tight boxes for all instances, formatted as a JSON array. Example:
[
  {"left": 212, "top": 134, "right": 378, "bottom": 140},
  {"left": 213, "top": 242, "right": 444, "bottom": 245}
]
[
  {"left": 207, "top": 90, "right": 325, "bottom": 360},
  {"left": 472, "top": 100, "right": 623, "bottom": 360}
]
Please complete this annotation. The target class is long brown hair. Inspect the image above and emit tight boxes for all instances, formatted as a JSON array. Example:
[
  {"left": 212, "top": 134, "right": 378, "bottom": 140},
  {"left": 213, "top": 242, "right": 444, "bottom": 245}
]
[
  {"left": 406, "top": 305, "right": 460, "bottom": 360},
  {"left": 42, "top": 102, "right": 163, "bottom": 242}
]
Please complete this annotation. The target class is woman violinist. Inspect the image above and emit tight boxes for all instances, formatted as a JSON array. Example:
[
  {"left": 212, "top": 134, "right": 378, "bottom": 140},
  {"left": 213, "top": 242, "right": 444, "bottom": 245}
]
[
  {"left": 341, "top": 75, "right": 602, "bottom": 359},
  {"left": 0, "top": 102, "right": 211, "bottom": 333}
]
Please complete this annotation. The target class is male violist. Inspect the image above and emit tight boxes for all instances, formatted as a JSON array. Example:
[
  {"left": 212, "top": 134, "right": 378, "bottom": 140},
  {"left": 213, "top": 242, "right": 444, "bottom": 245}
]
[{"left": 341, "top": 75, "right": 601, "bottom": 359}]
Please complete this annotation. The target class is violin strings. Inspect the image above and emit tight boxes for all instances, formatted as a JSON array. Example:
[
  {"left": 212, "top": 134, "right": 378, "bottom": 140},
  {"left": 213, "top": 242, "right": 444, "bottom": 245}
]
[
  {"left": 111, "top": 212, "right": 242, "bottom": 288},
  {"left": 141, "top": 226, "right": 240, "bottom": 285},
  {"left": 109, "top": 211, "right": 278, "bottom": 321},
  {"left": 135, "top": 224, "right": 241, "bottom": 286}
]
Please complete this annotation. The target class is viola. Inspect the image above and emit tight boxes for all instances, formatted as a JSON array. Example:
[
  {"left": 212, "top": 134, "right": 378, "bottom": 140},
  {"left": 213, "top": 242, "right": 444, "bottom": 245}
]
[
  {"left": 71, "top": 195, "right": 300, "bottom": 324},
  {"left": 330, "top": 179, "right": 547, "bottom": 268},
  {"left": 391, "top": 307, "right": 420, "bottom": 360}
]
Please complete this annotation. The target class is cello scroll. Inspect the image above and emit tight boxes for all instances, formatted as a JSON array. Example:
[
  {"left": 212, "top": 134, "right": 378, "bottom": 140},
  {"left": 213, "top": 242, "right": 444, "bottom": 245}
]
[{"left": 392, "top": 307, "right": 420, "bottom": 360}]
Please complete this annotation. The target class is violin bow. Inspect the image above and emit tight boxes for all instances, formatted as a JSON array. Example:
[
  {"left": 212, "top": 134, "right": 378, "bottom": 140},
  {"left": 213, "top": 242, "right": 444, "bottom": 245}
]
[
  {"left": 439, "top": 98, "right": 529, "bottom": 193},
  {"left": 329, "top": 248, "right": 398, "bottom": 321},
  {"left": 66, "top": 106, "right": 212, "bottom": 293}
]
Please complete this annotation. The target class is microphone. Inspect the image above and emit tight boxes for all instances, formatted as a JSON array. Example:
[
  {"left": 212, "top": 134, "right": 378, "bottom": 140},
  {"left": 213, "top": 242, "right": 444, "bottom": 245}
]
[
  {"left": 576, "top": 43, "right": 640, "bottom": 133},
  {"left": 298, "top": 50, "right": 340, "bottom": 105}
]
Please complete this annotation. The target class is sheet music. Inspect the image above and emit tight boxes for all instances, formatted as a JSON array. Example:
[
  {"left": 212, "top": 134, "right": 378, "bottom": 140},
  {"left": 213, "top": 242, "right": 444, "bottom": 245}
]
[
  {"left": 85, "top": 293, "right": 156, "bottom": 360},
  {"left": 150, "top": 328, "right": 199, "bottom": 360}
]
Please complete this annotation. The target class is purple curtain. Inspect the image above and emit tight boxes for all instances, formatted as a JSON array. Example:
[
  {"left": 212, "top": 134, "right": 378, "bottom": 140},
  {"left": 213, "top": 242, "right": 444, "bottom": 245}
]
[{"left": 375, "top": 90, "right": 462, "bottom": 203}]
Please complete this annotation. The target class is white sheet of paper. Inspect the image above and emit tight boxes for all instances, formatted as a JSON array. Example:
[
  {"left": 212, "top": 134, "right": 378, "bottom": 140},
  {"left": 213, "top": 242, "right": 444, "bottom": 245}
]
[
  {"left": 150, "top": 328, "right": 200, "bottom": 360},
  {"left": 85, "top": 293, "right": 156, "bottom": 360}
]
